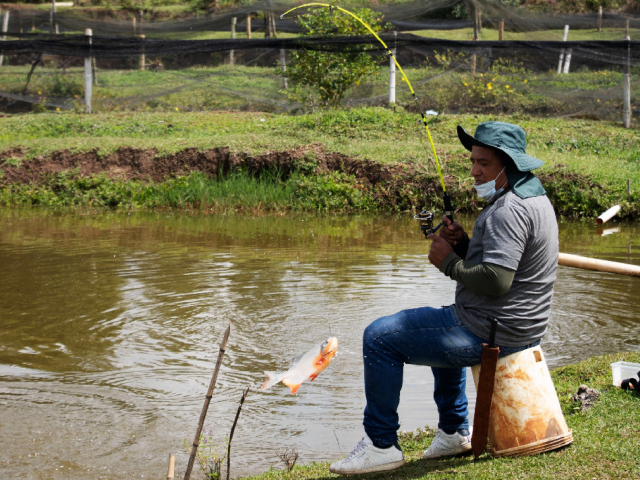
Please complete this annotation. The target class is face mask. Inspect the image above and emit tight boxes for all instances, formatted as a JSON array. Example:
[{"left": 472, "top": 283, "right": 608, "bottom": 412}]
[{"left": 474, "top": 167, "right": 505, "bottom": 202}]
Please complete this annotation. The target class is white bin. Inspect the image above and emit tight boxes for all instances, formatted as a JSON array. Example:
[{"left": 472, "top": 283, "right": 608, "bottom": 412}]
[{"left": 610, "top": 361, "right": 640, "bottom": 387}]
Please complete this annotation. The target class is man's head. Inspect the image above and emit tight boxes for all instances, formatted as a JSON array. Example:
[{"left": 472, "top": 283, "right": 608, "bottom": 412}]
[
  {"left": 457, "top": 121, "right": 544, "bottom": 174},
  {"left": 470, "top": 145, "right": 509, "bottom": 190}
]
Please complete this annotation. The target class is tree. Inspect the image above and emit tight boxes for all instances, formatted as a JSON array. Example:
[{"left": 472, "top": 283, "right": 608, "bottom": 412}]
[{"left": 285, "top": 8, "right": 390, "bottom": 109}]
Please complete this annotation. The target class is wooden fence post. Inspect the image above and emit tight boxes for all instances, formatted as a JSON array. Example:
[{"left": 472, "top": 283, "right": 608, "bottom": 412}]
[
  {"left": 499, "top": 19, "right": 504, "bottom": 41},
  {"left": 84, "top": 28, "right": 93, "bottom": 114},
  {"left": 246, "top": 13, "right": 251, "bottom": 39}
]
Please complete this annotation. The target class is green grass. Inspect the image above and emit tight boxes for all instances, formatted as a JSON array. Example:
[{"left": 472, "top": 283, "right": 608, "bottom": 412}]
[
  {"left": 413, "top": 26, "right": 640, "bottom": 41},
  {"left": 0, "top": 108, "right": 638, "bottom": 216},
  {"left": 241, "top": 351, "right": 640, "bottom": 480}
]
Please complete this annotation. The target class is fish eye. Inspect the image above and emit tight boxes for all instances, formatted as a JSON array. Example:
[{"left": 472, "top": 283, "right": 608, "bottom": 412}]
[{"left": 321, "top": 340, "right": 328, "bottom": 349}]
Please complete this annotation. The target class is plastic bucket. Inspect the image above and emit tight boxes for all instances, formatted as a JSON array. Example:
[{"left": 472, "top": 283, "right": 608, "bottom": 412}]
[{"left": 471, "top": 345, "right": 573, "bottom": 457}]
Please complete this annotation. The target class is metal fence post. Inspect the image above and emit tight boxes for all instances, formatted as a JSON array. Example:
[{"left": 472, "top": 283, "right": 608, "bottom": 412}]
[
  {"left": 0, "top": 10, "right": 8, "bottom": 67},
  {"left": 230, "top": 17, "right": 236, "bottom": 65},
  {"left": 84, "top": 28, "right": 93, "bottom": 114},
  {"left": 623, "top": 39, "right": 631, "bottom": 128},
  {"left": 139, "top": 34, "right": 145, "bottom": 70},
  {"left": 558, "top": 25, "right": 569, "bottom": 74},
  {"left": 598, "top": 6, "right": 602, "bottom": 33},
  {"left": 280, "top": 48, "right": 287, "bottom": 89},
  {"left": 389, "top": 48, "right": 396, "bottom": 105}
]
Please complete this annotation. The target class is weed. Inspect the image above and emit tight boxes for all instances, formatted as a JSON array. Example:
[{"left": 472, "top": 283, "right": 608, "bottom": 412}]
[{"left": 184, "top": 430, "right": 226, "bottom": 480}]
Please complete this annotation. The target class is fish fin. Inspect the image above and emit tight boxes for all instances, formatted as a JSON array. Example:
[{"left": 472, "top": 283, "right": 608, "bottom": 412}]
[
  {"left": 282, "top": 378, "right": 302, "bottom": 394},
  {"left": 309, "top": 373, "right": 318, "bottom": 382},
  {"left": 261, "top": 371, "right": 282, "bottom": 391}
]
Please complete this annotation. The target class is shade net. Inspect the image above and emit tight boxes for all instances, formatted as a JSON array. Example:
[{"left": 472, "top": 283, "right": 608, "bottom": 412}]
[{"left": 0, "top": 0, "right": 637, "bottom": 121}]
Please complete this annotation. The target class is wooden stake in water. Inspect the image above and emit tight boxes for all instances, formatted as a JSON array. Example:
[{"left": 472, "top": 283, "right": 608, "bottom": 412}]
[
  {"left": 183, "top": 324, "right": 231, "bottom": 480},
  {"left": 226, "top": 385, "right": 251, "bottom": 480},
  {"left": 166, "top": 454, "right": 175, "bottom": 480}
]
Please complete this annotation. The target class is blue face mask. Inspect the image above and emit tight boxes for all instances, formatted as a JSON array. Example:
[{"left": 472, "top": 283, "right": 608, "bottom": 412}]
[{"left": 474, "top": 167, "right": 506, "bottom": 202}]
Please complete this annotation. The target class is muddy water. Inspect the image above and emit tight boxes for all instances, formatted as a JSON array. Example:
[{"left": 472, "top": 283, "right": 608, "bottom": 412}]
[{"left": 1, "top": 209, "right": 638, "bottom": 479}]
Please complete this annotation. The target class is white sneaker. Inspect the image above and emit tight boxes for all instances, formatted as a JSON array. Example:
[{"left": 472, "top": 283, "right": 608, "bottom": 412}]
[
  {"left": 329, "top": 434, "right": 405, "bottom": 475},
  {"left": 422, "top": 428, "right": 472, "bottom": 459}
]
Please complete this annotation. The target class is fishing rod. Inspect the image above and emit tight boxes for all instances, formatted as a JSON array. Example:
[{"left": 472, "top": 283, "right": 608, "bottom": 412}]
[{"left": 281, "top": 3, "right": 453, "bottom": 238}]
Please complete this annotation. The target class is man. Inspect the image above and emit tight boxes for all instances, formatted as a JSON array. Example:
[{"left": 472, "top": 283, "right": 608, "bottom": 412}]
[{"left": 330, "top": 121, "right": 559, "bottom": 475}]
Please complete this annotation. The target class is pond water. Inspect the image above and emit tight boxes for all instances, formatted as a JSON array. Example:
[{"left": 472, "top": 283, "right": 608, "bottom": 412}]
[{"left": 1, "top": 209, "right": 639, "bottom": 479}]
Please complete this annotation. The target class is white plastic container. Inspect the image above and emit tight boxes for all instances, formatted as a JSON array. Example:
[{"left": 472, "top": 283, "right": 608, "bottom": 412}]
[{"left": 610, "top": 361, "right": 640, "bottom": 387}]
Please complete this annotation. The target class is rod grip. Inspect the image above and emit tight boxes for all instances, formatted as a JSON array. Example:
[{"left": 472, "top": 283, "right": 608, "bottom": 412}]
[
  {"left": 443, "top": 193, "right": 453, "bottom": 221},
  {"left": 488, "top": 316, "right": 498, "bottom": 348}
]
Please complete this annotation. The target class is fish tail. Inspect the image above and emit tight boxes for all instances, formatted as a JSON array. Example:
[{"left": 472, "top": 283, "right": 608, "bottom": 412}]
[{"left": 261, "top": 371, "right": 282, "bottom": 391}]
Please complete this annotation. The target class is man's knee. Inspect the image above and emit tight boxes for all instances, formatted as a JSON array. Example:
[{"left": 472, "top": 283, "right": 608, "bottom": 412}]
[{"left": 363, "top": 312, "right": 405, "bottom": 348}]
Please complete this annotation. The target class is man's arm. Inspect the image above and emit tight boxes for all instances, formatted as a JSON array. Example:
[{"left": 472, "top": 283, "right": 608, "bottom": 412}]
[{"left": 440, "top": 253, "right": 515, "bottom": 297}]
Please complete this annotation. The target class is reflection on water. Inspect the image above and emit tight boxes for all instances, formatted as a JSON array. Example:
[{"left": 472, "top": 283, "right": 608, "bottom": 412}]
[{"left": 0, "top": 209, "right": 638, "bottom": 479}]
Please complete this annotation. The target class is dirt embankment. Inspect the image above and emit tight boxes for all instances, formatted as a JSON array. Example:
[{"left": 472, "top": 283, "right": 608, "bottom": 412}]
[{"left": 0, "top": 144, "right": 425, "bottom": 188}]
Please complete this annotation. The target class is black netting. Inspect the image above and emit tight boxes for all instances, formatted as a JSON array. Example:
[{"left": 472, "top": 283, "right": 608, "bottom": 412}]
[{"left": 0, "top": 1, "right": 637, "bottom": 120}]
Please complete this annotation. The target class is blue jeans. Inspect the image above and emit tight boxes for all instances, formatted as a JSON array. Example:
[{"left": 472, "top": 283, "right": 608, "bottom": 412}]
[{"left": 362, "top": 305, "right": 540, "bottom": 445}]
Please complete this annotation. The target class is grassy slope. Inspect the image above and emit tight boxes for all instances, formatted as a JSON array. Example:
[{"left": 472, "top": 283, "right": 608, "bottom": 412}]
[
  {"left": 241, "top": 351, "right": 640, "bottom": 480},
  {"left": 0, "top": 108, "right": 638, "bottom": 215},
  {"left": 1, "top": 109, "right": 638, "bottom": 188}
]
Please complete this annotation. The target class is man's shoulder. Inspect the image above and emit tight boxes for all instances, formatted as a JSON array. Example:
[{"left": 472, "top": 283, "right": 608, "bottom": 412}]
[{"left": 494, "top": 190, "right": 553, "bottom": 215}]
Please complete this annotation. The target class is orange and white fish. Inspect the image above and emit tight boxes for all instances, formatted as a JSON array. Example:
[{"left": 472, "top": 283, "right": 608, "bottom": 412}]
[{"left": 261, "top": 337, "right": 338, "bottom": 394}]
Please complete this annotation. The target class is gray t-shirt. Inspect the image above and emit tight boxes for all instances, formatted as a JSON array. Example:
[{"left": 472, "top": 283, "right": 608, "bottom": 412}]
[{"left": 454, "top": 190, "right": 559, "bottom": 347}]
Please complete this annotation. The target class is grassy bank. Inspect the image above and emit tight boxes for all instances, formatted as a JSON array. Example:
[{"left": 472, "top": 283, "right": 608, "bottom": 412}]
[
  {"left": 0, "top": 109, "right": 638, "bottom": 216},
  {"left": 238, "top": 351, "right": 640, "bottom": 480}
]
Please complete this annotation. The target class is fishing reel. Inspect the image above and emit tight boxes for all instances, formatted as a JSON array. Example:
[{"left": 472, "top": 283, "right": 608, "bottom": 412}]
[
  {"left": 414, "top": 210, "right": 444, "bottom": 239},
  {"left": 414, "top": 193, "right": 453, "bottom": 239}
]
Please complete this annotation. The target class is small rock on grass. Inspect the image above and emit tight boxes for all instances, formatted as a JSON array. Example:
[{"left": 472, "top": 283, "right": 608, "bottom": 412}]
[{"left": 572, "top": 384, "right": 600, "bottom": 413}]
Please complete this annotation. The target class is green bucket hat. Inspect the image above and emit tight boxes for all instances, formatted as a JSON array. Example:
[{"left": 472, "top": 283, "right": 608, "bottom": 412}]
[{"left": 457, "top": 121, "right": 545, "bottom": 172}]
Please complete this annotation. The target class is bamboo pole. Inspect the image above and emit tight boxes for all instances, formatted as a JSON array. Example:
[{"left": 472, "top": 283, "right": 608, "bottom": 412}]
[
  {"left": 558, "top": 253, "right": 640, "bottom": 277},
  {"left": 596, "top": 205, "right": 621, "bottom": 225},
  {"left": 226, "top": 385, "right": 251, "bottom": 480},
  {"left": 183, "top": 324, "right": 231, "bottom": 480},
  {"left": 166, "top": 454, "right": 175, "bottom": 480}
]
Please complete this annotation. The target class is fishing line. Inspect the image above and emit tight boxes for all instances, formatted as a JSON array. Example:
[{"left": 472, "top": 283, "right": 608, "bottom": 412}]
[{"left": 281, "top": 3, "right": 454, "bottom": 228}]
